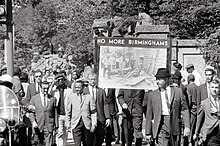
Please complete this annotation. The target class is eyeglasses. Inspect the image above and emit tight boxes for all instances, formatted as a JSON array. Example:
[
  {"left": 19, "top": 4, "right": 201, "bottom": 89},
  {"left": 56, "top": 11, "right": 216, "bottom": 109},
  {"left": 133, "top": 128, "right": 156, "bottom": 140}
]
[
  {"left": 35, "top": 76, "right": 41, "bottom": 78},
  {"left": 58, "top": 79, "right": 65, "bottom": 82}
]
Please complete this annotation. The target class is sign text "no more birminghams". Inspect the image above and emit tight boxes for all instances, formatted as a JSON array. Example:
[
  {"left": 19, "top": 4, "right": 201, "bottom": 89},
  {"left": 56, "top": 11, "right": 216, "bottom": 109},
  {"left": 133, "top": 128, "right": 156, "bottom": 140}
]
[{"left": 97, "top": 37, "right": 170, "bottom": 48}]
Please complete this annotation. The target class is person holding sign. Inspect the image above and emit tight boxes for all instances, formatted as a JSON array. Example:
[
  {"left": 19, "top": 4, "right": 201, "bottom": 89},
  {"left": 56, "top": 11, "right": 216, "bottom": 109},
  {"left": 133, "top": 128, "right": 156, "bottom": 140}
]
[{"left": 117, "top": 88, "right": 146, "bottom": 146}]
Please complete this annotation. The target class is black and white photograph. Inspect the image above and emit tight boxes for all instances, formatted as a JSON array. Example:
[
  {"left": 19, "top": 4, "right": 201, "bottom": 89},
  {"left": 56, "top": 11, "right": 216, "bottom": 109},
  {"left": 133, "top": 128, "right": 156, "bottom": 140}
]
[
  {"left": 0, "top": 0, "right": 220, "bottom": 146},
  {"left": 98, "top": 44, "right": 167, "bottom": 90}
]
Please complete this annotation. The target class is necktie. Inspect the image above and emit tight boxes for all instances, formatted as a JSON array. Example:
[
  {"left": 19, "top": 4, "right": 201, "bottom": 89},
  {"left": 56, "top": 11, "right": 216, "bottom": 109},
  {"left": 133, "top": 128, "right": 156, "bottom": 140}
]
[
  {"left": 92, "top": 88, "right": 95, "bottom": 100},
  {"left": 165, "top": 90, "right": 170, "bottom": 111},
  {"left": 80, "top": 94, "right": 83, "bottom": 102},
  {"left": 44, "top": 97, "right": 47, "bottom": 108}
]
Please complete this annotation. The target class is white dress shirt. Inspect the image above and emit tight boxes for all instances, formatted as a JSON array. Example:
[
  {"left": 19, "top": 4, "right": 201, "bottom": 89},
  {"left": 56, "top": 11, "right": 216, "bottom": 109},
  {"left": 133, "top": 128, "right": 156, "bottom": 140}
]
[{"left": 161, "top": 86, "right": 171, "bottom": 115}]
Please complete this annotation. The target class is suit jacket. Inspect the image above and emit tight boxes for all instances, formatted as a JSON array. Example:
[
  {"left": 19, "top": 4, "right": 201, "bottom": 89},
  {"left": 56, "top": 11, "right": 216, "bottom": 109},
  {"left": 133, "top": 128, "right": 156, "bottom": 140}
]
[
  {"left": 106, "top": 89, "right": 118, "bottom": 116},
  {"left": 195, "top": 98, "right": 220, "bottom": 140},
  {"left": 29, "top": 94, "right": 56, "bottom": 132},
  {"left": 66, "top": 92, "right": 97, "bottom": 130},
  {"left": 197, "top": 83, "right": 208, "bottom": 106},
  {"left": 145, "top": 87, "right": 190, "bottom": 138},
  {"left": 84, "top": 86, "right": 110, "bottom": 124},
  {"left": 117, "top": 89, "right": 145, "bottom": 117},
  {"left": 186, "top": 82, "right": 198, "bottom": 116},
  {"left": 26, "top": 83, "right": 39, "bottom": 102}
]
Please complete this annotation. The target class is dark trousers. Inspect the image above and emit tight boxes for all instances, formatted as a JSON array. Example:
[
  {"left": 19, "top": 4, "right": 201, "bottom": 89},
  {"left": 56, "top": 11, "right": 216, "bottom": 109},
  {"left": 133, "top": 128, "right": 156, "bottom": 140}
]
[
  {"left": 121, "top": 116, "right": 143, "bottom": 146},
  {"left": 93, "top": 120, "right": 106, "bottom": 146},
  {"left": 106, "top": 115, "right": 120, "bottom": 146},
  {"left": 72, "top": 118, "right": 93, "bottom": 146},
  {"left": 156, "top": 115, "right": 180, "bottom": 146},
  {"left": 205, "top": 126, "right": 220, "bottom": 146}
]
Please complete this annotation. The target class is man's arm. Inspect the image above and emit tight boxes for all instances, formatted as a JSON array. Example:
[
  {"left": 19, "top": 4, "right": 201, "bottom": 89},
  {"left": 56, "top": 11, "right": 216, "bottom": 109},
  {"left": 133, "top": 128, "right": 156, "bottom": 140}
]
[
  {"left": 180, "top": 89, "right": 190, "bottom": 129},
  {"left": 90, "top": 95, "right": 97, "bottom": 129},
  {"left": 103, "top": 89, "right": 110, "bottom": 119},
  {"left": 145, "top": 92, "right": 153, "bottom": 136},
  {"left": 195, "top": 103, "right": 204, "bottom": 135}
]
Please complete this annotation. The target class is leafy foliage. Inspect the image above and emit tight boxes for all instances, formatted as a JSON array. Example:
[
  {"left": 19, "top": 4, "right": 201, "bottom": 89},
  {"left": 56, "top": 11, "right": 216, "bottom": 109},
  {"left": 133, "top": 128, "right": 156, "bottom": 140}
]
[
  {"left": 13, "top": 0, "right": 111, "bottom": 67},
  {"left": 10, "top": 0, "right": 220, "bottom": 68}
]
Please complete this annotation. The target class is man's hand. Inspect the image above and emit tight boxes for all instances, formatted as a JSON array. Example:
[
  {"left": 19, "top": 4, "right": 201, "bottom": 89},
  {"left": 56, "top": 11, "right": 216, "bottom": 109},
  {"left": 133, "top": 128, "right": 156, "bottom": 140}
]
[
  {"left": 32, "top": 121, "right": 38, "bottom": 128},
  {"left": 183, "top": 127, "right": 190, "bottom": 136},
  {"left": 144, "top": 135, "right": 153, "bottom": 144},
  {"left": 122, "top": 103, "right": 128, "bottom": 109},
  {"left": 90, "top": 125, "right": 96, "bottom": 133},
  {"left": 193, "top": 134, "right": 198, "bottom": 141},
  {"left": 105, "top": 119, "right": 110, "bottom": 127},
  {"left": 28, "top": 105, "right": 35, "bottom": 111}
]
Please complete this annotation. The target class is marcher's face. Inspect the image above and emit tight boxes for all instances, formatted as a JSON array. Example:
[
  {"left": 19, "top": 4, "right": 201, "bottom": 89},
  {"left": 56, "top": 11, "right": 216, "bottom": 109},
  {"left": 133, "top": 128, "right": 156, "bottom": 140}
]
[
  {"left": 210, "top": 82, "right": 219, "bottom": 96},
  {"left": 156, "top": 77, "right": 169, "bottom": 89},
  {"left": 89, "top": 75, "right": 97, "bottom": 87},
  {"left": 205, "top": 70, "right": 214, "bottom": 83},
  {"left": 57, "top": 77, "right": 65, "bottom": 86},
  {"left": 72, "top": 72, "right": 78, "bottom": 80},
  {"left": 35, "top": 72, "right": 42, "bottom": 83},
  {"left": 75, "top": 82, "right": 84, "bottom": 94},
  {"left": 41, "top": 83, "right": 49, "bottom": 95}
]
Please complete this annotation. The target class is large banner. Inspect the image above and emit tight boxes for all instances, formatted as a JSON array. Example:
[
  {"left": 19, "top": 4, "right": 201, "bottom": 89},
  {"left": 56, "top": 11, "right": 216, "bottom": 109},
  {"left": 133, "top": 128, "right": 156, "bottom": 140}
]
[{"left": 96, "top": 37, "right": 170, "bottom": 90}]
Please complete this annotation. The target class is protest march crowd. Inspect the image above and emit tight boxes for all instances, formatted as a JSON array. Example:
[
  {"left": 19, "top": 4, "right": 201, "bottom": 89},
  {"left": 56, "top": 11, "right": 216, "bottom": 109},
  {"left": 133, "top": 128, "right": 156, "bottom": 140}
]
[{"left": 0, "top": 58, "right": 219, "bottom": 146}]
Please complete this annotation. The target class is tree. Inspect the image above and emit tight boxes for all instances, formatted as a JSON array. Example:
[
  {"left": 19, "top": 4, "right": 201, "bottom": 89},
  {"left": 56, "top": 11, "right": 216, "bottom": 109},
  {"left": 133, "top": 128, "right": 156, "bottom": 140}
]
[{"left": 13, "top": 0, "right": 111, "bottom": 67}]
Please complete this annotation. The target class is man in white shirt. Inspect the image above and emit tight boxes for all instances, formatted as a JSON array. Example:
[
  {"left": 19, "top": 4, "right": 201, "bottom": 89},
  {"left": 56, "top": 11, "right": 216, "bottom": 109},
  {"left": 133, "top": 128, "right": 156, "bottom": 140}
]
[
  {"left": 185, "top": 64, "right": 202, "bottom": 86},
  {"left": 145, "top": 68, "right": 190, "bottom": 146},
  {"left": 194, "top": 79, "right": 220, "bottom": 145}
]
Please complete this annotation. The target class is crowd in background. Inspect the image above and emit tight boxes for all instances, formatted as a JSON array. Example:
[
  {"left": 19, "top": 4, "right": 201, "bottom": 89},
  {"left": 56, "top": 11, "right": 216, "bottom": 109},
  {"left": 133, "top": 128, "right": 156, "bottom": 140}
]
[{"left": 0, "top": 59, "right": 219, "bottom": 146}]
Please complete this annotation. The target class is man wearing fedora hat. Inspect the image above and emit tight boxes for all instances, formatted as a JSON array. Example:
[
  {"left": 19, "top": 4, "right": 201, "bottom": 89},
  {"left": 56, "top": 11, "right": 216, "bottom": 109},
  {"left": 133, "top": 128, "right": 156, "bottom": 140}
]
[
  {"left": 145, "top": 68, "right": 190, "bottom": 146},
  {"left": 49, "top": 72, "right": 72, "bottom": 146}
]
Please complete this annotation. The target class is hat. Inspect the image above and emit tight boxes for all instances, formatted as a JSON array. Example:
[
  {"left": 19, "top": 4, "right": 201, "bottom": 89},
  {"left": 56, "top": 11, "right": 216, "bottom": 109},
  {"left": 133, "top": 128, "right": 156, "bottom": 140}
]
[
  {"left": 0, "top": 74, "right": 13, "bottom": 83},
  {"left": 173, "top": 62, "right": 182, "bottom": 69},
  {"left": 185, "top": 64, "right": 194, "bottom": 69},
  {"left": 171, "top": 71, "right": 182, "bottom": 80},
  {"left": 155, "top": 68, "right": 171, "bottom": 78},
  {"left": 205, "top": 65, "right": 215, "bottom": 72},
  {"left": 55, "top": 73, "right": 65, "bottom": 80}
]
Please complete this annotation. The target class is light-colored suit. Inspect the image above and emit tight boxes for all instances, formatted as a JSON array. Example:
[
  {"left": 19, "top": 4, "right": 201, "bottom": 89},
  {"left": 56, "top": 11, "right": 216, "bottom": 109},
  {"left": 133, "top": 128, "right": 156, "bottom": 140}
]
[
  {"left": 195, "top": 97, "right": 220, "bottom": 141},
  {"left": 66, "top": 92, "right": 97, "bottom": 130}
]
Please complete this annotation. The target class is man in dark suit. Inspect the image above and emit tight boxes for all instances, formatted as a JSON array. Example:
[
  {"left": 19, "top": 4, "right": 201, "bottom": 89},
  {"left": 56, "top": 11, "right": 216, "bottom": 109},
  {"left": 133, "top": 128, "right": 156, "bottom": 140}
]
[
  {"left": 28, "top": 81, "right": 57, "bottom": 146},
  {"left": 186, "top": 74, "right": 198, "bottom": 145},
  {"left": 84, "top": 73, "right": 111, "bottom": 146},
  {"left": 66, "top": 80, "right": 97, "bottom": 146},
  {"left": 194, "top": 79, "right": 220, "bottom": 145},
  {"left": 105, "top": 88, "right": 120, "bottom": 145},
  {"left": 50, "top": 73, "right": 72, "bottom": 146},
  {"left": 25, "top": 70, "right": 43, "bottom": 104},
  {"left": 145, "top": 68, "right": 190, "bottom": 146},
  {"left": 117, "top": 88, "right": 146, "bottom": 146},
  {"left": 197, "top": 67, "right": 215, "bottom": 106}
]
